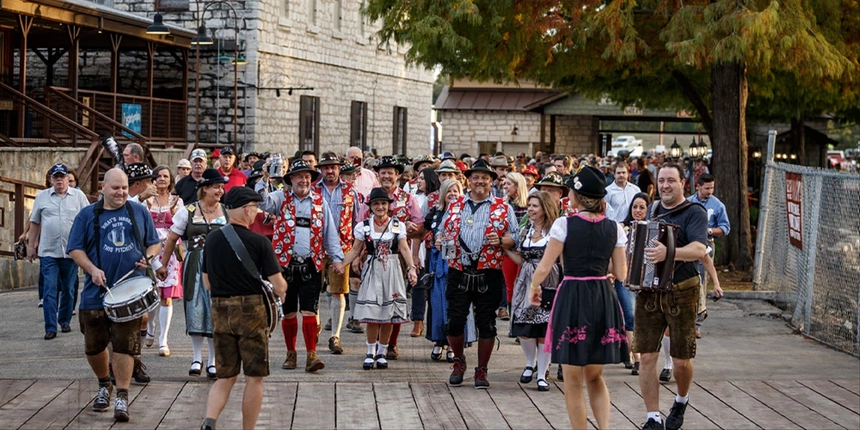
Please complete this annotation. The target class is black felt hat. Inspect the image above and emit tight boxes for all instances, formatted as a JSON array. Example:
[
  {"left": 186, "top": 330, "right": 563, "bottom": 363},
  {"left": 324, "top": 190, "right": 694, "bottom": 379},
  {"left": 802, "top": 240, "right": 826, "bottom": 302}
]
[
  {"left": 465, "top": 158, "right": 498, "bottom": 180},
  {"left": 198, "top": 168, "right": 229, "bottom": 187},
  {"left": 126, "top": 163, "right": 152, "bottom": 183},
  {"left": 366, "top": 187, "right": 393, "bottom": 206},
  {"left": 566, "top": 166, "right": 607, "bottom": 199},
  {"left": 285, "top": 159, "right": 320, "bottom": 182},
  {"left": 373, "top": 156, "right": 404, "bottom": 174}
]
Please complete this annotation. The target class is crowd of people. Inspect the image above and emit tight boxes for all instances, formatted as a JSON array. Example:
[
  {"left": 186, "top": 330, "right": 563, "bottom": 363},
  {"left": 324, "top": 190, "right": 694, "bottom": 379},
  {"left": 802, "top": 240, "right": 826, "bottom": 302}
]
[{"left": 21, "top": 143, "right": 733, "bottom": 430}]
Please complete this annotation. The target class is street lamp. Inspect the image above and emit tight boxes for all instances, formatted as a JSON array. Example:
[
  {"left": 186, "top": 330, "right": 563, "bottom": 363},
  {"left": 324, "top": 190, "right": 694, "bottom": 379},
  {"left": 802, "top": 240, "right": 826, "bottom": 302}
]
[
  {"left": 146, "top": 13, "right": 170, "bottom": 35},
  {"left": 669, "top": 138, "right": 682, "bottom": 160},
  {"left": 689, "top": 137, "right": 700, "bottom": 159}
]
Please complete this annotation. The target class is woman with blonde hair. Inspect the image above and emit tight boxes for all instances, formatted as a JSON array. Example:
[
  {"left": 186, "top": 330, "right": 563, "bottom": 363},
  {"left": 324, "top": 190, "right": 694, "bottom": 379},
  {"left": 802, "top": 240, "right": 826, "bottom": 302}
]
[{"left": 504, "top": 191, "right": 560, "bottom": 391}]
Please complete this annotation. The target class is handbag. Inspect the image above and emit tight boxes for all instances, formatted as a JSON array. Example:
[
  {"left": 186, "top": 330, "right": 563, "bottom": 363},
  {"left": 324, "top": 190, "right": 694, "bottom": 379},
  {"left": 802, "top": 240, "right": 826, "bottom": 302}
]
[{"left": 221, "top": 224, "right": 283, "bottom": 335}]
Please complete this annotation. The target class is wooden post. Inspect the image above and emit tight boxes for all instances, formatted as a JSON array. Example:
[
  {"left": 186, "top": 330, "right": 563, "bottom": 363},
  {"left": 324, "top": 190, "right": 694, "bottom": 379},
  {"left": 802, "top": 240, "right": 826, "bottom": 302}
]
[
  {"left": 17, "top": 15, "right": 33, "bottom": 137},
  {"left": 110, "top": 34, "right": 121, "bottom": 123},
  {"left": 147, "top": 41, "right": 156, "bottom": 138}
]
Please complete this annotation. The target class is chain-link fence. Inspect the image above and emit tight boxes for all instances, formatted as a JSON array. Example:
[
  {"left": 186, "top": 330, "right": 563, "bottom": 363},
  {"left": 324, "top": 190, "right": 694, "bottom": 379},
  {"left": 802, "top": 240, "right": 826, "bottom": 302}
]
[{"left": 754, "top": 148, "right": 860, "bottom": 356}]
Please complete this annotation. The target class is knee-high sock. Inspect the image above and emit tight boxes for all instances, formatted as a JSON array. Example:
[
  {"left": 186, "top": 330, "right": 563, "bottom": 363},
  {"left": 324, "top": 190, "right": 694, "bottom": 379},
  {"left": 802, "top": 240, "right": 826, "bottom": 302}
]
[
  {"left": 349, "top": 291, "right": 358, "bottom": 319},
  {"left": 282, "top": 317, "right": 298, "bottom": 351},
  {"left": 376, "top": 342, "right": 388, "bottom": 357},
  {"left": 158, "top": 305, "right": 172, "bottom": 347},
  {"left": 519, "top": 338, "right": 537, "bottom": 368},
  {"left": 388, "top": 324, "right": 401, "bottom": 348},
  {"left": 146, "top": 306, "right": 158, "bottom": 337},
  {"left": 662, "top": 336, "right": 673, "bottom": 369},
  {"left": 190, "top": 335, "right": 204, "bottom": 364},
  {"left": 331, "top": 295, "right": 345, "bottom": 338},
  {"left": 536, "top": 341, "right": 552, "bottom": 380},
  {"left": 207, "top": 337, "right": 216, "bottom": 367},
  {"left": 301, "top": 317, "right": 318, "bottom": 352}
]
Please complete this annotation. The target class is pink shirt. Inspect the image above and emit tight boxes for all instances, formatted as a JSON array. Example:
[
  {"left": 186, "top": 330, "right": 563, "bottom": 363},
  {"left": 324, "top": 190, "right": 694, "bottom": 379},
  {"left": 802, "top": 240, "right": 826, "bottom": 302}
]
[
  {"left": 353, "top": 167, "right": 380, "bottom": 197},
  {"left": 387, "top": 187, "right": 424, "bottom": 224}
]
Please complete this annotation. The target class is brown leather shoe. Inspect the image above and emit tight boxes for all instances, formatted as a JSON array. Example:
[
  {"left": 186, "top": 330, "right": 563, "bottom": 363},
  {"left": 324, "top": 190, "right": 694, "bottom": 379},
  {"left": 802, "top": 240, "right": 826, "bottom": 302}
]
[
  {"left": 411, "top": 321, "right": 424, "bottom": 337},
  {"left": 497, "top": 308, "right": 510, "bottom": 321},
  {"left": 282, "top": 351, "right": 297, "bottom": 370},
  {"left": 305, "top": 351, "right": 325, "bottom": 372}
]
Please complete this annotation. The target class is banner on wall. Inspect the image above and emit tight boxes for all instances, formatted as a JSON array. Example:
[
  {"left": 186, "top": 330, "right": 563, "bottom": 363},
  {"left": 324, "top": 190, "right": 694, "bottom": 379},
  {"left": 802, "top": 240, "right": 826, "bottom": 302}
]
[{"left": 121, "top": 103, "right": 142, "bottom": 138}]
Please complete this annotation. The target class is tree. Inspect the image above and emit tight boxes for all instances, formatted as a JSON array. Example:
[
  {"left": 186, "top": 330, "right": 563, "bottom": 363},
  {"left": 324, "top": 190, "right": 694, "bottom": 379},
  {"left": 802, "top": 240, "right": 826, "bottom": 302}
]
[{"left": 365, "top": 0, "right": 859, "bottom": 271}]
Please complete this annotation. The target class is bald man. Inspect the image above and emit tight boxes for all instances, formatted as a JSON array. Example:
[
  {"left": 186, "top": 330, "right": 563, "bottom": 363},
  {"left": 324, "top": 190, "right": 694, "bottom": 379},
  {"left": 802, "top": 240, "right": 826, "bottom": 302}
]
[{"left": 345, "top": 147, "right": 379, "bottom": 196}]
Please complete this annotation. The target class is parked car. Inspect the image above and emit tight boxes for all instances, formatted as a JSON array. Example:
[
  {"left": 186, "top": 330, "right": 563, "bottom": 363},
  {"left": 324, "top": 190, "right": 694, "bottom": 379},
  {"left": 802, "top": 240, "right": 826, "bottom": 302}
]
[{"left": 609, "top": 135, "right": 643, "bottom": 158}]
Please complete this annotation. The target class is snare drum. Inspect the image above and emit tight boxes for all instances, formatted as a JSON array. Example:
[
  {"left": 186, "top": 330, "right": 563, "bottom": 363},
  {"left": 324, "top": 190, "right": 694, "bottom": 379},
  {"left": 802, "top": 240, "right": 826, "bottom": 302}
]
[{"left": 103, "top": 276, "right": 159, "bottom": 323}]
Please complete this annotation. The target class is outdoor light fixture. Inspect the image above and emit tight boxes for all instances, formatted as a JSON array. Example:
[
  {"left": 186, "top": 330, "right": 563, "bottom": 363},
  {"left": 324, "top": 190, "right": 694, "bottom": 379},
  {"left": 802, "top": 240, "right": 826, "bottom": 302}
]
[
  {"left": 689, "top": 137, "right": 700, "bottom": 158},
  {"left": 191, "top": 25, "right": 214, "bottom": 45},
  {"left": 232, "top": 53, "right": 247, "bottom": 65},
  {"left": 146, "top": 13, "right": 170, "bottom": 35},
  {"left": 511, "top": 125, "right": 518, "bottom": 136},
  {"left": 753, "top": 150, "right": 762, "bottom": 159},
  {"left": 697, "top": 136, "right": 708, "bottom": 158},
  {"left": 218, "top": 51, "right": 231, "bottom": 63},
  {"left": 669, "top": 138, "right": 682, "bottom": 160}
]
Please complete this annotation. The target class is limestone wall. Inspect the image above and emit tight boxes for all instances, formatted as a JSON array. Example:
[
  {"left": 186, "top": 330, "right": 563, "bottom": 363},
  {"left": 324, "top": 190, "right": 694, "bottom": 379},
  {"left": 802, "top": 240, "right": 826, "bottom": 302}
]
[{"left": 437, "top": 110, "right": 598, "bottom": 157}]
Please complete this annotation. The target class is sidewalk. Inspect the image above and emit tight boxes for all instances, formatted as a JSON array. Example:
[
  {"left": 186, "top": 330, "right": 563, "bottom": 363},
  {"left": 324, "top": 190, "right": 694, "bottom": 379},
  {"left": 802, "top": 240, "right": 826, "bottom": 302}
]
[{"left": 0, "top": 287, "right": 857, "bottom": 429}]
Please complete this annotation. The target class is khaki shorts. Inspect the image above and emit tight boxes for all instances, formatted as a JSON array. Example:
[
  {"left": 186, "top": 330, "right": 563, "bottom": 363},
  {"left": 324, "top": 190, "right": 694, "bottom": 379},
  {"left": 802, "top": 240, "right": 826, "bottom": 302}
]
[
  {"left": 632, "top": 276, "right": 700, "bottom": 360},
  {"left": 79, "top": 310, "right": 142, "bottom": 356},
  {"left": 211, "top": 295, "right": 270, "bottom": 378},
  {"left": 323, "top": 256, "right": 350, "bottom": 294}
]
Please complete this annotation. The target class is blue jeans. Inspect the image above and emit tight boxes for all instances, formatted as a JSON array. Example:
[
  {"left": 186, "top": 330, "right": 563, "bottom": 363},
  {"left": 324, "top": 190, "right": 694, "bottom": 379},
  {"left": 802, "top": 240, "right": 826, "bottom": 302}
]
[
  {"left": 614, "top": 279, "right": 636, "bottom": 332},
  {"left": 41, "top": 257, "right": 78, "bottom": 333}
]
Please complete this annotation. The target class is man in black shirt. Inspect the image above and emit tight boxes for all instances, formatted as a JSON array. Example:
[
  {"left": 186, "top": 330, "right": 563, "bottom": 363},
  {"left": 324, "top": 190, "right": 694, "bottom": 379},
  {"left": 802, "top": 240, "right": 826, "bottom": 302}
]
[
  {"left": 174, "top": 149, "right": 208, "bottom": 204},
  {"left": 200, "top": 186, "right": 286, "bottom": 430},
  {"left": 635, "top": 163, "right": 707, "bottom": 430}
]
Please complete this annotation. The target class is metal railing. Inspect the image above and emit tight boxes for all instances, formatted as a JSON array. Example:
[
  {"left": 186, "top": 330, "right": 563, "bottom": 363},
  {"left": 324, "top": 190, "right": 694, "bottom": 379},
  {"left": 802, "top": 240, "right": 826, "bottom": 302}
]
[
  {"left": 0, "top": 176, "right": 43, "bottom": 258},
  {"left": 49, "top": 86, "right": 187, "bottom": 143}
]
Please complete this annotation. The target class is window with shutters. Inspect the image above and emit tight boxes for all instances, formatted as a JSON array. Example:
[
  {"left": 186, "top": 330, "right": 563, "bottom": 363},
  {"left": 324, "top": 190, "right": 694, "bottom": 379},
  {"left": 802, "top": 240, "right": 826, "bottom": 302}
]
[
  {"left": 392, "top": 106, "right": 408, "bottom": 155},
  {"left": 350, "top": 101, "right": 368, "bottom": 151},
  {"left": 299, "top": 96, "right": 320, "bottom": 154}
]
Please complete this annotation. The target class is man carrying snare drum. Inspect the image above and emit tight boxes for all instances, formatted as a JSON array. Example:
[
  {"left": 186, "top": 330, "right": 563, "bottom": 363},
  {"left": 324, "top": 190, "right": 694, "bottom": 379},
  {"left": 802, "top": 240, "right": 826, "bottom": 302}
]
[{"left": 68, "top": 168, "right": 161, "bottom": 423}]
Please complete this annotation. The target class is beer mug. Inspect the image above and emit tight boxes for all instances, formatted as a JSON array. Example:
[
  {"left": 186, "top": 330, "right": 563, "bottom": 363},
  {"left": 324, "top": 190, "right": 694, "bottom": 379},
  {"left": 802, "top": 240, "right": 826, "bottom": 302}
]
[{"left": 269, "top": 153, "right": 284, "bottom": 178}]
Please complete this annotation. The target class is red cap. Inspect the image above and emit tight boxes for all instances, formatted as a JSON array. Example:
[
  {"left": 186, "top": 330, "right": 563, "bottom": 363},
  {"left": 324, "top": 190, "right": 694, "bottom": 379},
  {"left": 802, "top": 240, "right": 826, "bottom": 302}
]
[
  {"left": 455, "top": 161, "right": 468, "bottom": 172},
  {"left": 521, "top": 165, "right": 539, "bottom": 177},
  {"left": 211, "top": 149, "right": 221, "bottom": 159}
]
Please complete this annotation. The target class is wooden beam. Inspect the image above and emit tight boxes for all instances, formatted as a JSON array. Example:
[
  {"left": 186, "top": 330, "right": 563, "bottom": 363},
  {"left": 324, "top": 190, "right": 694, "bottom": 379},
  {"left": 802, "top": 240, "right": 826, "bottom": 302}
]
[{"left": 17, "top": 15, "right": 34, "bottom": 137}]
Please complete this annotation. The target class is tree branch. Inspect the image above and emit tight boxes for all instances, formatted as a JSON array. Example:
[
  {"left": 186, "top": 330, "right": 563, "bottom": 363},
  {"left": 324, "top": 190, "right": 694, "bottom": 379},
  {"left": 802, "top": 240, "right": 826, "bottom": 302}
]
[{"left": 671, "top": 70, "right": 713, "bottom": 134}]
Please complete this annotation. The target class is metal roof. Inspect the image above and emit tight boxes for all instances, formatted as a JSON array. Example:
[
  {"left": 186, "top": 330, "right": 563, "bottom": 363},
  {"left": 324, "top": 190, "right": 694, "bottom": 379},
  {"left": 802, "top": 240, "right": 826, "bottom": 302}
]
[{"left": 435, "top": 86, "right": 561, "bottom": 111}]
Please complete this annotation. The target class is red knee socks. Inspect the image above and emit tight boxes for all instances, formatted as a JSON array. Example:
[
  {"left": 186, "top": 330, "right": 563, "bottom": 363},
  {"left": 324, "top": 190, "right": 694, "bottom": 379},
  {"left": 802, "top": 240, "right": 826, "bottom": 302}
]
[
  {"left": 301, "top": 318, "right": 318, "bottom": 352},
  {"left": 282, "top": 318, "right": 298, "bottom": 351}
]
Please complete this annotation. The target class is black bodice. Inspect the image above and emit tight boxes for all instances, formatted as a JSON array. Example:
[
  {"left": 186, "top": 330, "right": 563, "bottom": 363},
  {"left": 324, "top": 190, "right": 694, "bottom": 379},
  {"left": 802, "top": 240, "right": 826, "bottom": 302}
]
[{"left": 561, "top": 216, "right": 618, "bottom": 277}]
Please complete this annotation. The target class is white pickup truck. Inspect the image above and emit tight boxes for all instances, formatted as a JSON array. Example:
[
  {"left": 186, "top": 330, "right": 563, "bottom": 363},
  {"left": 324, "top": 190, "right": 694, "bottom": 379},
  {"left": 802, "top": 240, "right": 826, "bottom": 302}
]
[{"left": 609, "top": 135, "right": 643, "bottom": 157}]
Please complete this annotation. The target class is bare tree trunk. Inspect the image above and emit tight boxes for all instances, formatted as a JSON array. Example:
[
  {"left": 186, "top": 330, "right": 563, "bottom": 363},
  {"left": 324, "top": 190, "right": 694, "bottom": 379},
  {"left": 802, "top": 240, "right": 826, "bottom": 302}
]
[{"left": 711, "top": 62, "right": 754, "bottom": 272}]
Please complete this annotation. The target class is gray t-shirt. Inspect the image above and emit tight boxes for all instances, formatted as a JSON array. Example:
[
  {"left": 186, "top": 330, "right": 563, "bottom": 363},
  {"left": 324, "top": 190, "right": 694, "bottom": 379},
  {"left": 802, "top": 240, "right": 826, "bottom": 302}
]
[{"left": 648, "top": 201, "right": 708, "bottom": 282}]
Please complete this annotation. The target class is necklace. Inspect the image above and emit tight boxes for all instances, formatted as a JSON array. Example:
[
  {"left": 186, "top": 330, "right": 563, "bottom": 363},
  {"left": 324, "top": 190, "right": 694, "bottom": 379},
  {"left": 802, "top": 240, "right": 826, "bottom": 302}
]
[
  {"left": 200, "top": 203, "right": 219, "bottom": 215},
  {"left": 373, "top": 216, "right": 389, "bottom": 227}
]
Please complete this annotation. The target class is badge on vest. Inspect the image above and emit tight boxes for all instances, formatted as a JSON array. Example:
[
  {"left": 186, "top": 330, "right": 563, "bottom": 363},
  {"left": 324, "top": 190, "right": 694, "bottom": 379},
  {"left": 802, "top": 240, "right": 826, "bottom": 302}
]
[{"left": 391, "top": 220, "right": 401, "bottom": 234}]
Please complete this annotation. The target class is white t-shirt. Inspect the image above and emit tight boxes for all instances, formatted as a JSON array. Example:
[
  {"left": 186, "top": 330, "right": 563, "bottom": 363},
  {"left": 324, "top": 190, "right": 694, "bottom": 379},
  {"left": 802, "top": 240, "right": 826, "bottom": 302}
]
[{"left": 548, "top": 215, "right": 627, "bottom": 248}]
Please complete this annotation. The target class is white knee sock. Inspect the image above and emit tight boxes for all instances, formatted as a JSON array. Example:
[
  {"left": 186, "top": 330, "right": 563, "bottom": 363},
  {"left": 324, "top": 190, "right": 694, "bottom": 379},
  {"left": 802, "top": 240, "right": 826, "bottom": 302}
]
[
  {"left": 519, "top": 337, "right": 538, "bottom": 368},
  {"left": 662, "top": 336, "right": 673, "bottom": 369},
  {"left": 349, "top": 291, "right": 358, "bottom": 319},
  {"left": 376, "top": 342, "right": 388, "bottom": 357},
  {"left": 366, "top": 341, "right": 376, "bottom": 356},
  {"left": 146, "top": 306, "right": 158, "bottom": 337},
  {"left": 158, "top": 305, "right": 172, "bottom": 347},
  {"left": 536, "top": 342, "right": 552, "bottom": 381},
  {"left": 207, "top": 337, "right": 216, "bottom": 368},
  {"left": 190, "top": 335, "right": 203, "bottom": 364},
  {"left": 331, "top": 295, "right": 345, "bottom": 338}
]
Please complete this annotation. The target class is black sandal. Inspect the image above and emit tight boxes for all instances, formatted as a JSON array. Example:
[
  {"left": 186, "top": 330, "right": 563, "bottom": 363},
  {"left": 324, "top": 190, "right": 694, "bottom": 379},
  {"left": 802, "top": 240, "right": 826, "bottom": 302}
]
[
  {"left": 207, "top": 365, "right": 217, "bottom": 380},
  {"left": 189, "top": 361, "right": 202, "bottom": 376},
  {"left": 537, "top": 378, "right": 550, "bottom": 392},
  {"left": 520, "top": 366, "right": 535, "bottom": 383}
]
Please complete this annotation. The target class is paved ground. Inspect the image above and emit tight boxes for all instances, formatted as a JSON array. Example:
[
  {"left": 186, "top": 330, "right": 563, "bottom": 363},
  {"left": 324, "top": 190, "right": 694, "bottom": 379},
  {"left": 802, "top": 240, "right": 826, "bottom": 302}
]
[{"left": 0, "top": 287, "right": 858, "bottom": 429}]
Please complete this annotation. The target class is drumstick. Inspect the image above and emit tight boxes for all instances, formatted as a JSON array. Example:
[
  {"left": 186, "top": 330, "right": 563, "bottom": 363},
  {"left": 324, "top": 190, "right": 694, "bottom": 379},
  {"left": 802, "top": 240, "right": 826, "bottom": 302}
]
[{"left": 114, "top": 267, "right": 138, "bottom": 286}]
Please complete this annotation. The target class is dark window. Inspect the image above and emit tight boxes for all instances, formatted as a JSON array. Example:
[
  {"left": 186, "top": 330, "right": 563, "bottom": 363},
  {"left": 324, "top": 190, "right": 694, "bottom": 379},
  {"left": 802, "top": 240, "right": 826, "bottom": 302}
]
[
  {"left": 299, "top": 96, "right": 320, "bottom": 154},
  {"left": 392, "top": 106, "right": 407, "bottom": 155},
  {"left": 350, "top": 101, "right": 368, "bottom": 151}
]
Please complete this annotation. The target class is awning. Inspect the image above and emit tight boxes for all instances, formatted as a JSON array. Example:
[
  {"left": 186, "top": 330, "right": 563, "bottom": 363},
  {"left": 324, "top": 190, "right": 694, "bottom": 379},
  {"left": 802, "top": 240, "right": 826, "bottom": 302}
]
[{"left": 435, "top": 86, "right": 561, "bottom": 111}]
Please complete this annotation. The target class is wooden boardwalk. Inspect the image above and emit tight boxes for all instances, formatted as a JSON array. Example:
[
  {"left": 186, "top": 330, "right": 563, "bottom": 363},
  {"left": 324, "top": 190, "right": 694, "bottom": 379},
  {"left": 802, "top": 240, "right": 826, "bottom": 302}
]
[{"left": 1, "top": 378, "right": 857, "bottom": 429}]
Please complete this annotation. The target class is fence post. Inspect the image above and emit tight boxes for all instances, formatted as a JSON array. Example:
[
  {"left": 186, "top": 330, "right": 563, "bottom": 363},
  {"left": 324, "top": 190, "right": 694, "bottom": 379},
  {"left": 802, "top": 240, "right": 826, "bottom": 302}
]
[
  {"left": 753, "top": 130, "right": 777, "bottom": 289},
  {"left": 801, "top": 175, "right": 823, "bottom": 334}
]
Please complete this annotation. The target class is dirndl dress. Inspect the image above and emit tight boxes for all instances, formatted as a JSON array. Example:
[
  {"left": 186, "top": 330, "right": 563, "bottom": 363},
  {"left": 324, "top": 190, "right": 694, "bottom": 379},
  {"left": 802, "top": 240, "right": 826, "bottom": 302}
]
[
  {"left": 170, "top": 203, "right": 228, "bottom": 337},
  {"left": 354, "top": 218, "right": 409, "bottom": 324},
  {"left": 149, "top": 197, "right": 183, "bottom": 299},
  {"left": 510, "top": 226, "right": 560, "bottom": 338},
  {"left": 545, "top": 214, "right": 628, "bottom": 366}
]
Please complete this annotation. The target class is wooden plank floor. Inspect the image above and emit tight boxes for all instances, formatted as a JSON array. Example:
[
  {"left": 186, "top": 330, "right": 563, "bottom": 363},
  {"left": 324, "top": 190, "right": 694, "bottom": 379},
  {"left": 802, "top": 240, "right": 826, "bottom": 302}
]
[{"left": 1, "top": 379, "right": 857, "bottom": 429}]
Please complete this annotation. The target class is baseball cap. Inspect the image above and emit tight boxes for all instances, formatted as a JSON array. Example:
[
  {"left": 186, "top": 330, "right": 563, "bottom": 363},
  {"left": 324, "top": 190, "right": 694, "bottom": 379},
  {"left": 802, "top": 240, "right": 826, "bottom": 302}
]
[
  {"left": 221, "top": 147, "right": 235, "bottom": 156},
  {"left": 49, "top": 164, "right": 69, "bottom": 177},
  {"left": 224, "top": 186, "right": 263, "bottom": 209},
  {"left": 190, "top": 149, "right": 207, "bottom": 161},
  {"left": 177, "top": 159, "right": 191, "bottom": 169}
]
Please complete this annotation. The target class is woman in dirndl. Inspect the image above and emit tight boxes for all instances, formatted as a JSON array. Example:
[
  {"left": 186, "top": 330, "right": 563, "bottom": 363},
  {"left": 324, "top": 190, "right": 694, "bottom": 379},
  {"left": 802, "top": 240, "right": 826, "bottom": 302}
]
[
  {"left": 342, "top": 188, "right": 418, "bottom": 370},
  {"left": 158, "top": 168, "right": 228, "bottom": 380},
  {"left": 529, "top": 165, "right": 628, "bottom": 429},
  {"left": 144, "top": 165, "right": 183, "bottom": 357},
  {"left": 503, "top": 191, "right": 560, "bottom": 391}
]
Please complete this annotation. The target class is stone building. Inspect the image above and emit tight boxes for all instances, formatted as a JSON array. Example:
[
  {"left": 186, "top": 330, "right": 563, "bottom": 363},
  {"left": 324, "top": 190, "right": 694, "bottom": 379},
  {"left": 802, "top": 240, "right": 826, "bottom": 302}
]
[{"left": 124, "top": 0, "right": 435, "bottom": 156}]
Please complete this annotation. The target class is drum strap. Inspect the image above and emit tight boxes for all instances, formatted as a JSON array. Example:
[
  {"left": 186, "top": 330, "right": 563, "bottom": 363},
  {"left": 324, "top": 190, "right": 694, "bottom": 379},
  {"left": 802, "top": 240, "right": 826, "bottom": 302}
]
[{"left": 92, "top": 201, "right": 153, "bottom": 278}]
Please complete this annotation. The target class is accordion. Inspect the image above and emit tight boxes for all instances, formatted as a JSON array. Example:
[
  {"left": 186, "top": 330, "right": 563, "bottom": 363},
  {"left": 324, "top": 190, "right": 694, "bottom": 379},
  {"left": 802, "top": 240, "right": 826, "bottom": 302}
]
[{"left": 625, "top": 220, "right": 680, "bottom": 292}]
